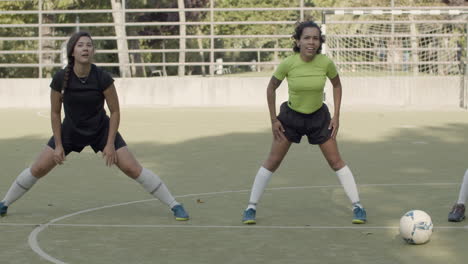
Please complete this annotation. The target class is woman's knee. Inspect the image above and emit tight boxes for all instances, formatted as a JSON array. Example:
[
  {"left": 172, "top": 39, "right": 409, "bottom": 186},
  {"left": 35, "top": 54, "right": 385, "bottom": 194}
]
[
  {"left": 329, "top": 158, "right": 345, "bottom": 171},
  {"left": 30, "top": 163, "right": 53, "bottom": 178},
  {"left": 119, "top": 163, "right": 142, "bottom": 179},
  {"left": 264, "top": 156, "right": 283, "bottom": 172},
  {"left": 116, "top": 147, "right": 142, "bottom": 178},
  {"left": 29, "top": 146, "right": 57, "bottom": 178}
]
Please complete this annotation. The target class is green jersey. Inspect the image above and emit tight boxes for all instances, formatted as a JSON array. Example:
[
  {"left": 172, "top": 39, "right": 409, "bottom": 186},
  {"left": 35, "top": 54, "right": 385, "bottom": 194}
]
[{"left": 273, "top": 53, "right": 338, "bottom": 114}]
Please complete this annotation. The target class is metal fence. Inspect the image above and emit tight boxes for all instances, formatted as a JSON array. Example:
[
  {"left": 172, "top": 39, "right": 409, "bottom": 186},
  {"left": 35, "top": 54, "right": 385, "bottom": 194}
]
[{"left": 0, "top": 1, "right": 467, "bottom": 80}]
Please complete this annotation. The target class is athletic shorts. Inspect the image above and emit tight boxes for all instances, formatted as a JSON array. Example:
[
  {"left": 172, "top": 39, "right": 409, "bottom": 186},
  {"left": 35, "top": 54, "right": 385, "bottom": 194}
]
[
  {"left": 277, "top": 101, "right": 332, "bottom": 145},
  {"left": 47, "top": 123, "right": 127, "bottom": 156}
]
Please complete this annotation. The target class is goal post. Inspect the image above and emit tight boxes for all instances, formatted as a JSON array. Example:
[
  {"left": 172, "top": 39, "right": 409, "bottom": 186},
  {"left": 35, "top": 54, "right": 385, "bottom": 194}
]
[{"left": 321, "top": 8, "right": 467, "bottom": 108}]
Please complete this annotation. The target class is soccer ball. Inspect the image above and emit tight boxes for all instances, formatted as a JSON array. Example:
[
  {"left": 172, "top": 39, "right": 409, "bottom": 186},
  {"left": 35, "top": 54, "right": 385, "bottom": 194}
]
[{"left": 399, "top": 210, "right": 433, "bottom": 245}]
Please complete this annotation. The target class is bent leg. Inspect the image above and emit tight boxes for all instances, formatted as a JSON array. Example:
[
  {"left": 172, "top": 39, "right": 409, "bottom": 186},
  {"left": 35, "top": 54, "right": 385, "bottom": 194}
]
[
  {"left": 320, "top": 138, "right": 366, "bottom": 223},
  {"left": 319, "top": 138, "right": 360, "bottom": 204},
  {"left": 263, "top": 138, "right": 292, "bottom": 172},
  {"left": 2, "top": 145, "right": 57, "bottom": 208},
  {"left": 30, "top": 145, "right": 58, "bottom": 178},
  {"left": 115, "top": 146, "right": 142, "bottom": 179},
  {"left": 318, "top": 138, "right": 345, "bottom": 171},
  {"left": 116, "top": 147, "right": 179, "bottom": 208},
  {"left": 246, "top": 138, "right": 292, "bottom": 210}
]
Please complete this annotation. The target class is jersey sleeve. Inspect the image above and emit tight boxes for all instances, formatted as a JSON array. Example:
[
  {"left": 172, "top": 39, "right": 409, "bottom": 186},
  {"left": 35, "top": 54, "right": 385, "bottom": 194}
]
[
  {"left": 98, "top": 68, "right": 115, "bottom": 91},
  {"left": 326, "top": 59, "right": 338, "bottom": 79},
  {"left": 273, "top": 58, "right": 290, "bottom": 81},
  {"left": 50, "top": 70, "right": 65, "bottom": 92}
]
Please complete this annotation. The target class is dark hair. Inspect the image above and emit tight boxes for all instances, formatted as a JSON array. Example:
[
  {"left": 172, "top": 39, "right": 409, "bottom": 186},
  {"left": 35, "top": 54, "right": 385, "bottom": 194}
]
[
  {"left": 62, "top": 31, "right": 93, "bottom": 94},
  {"left": 292, "top": 21, "right": 324, "bottom": 53}
]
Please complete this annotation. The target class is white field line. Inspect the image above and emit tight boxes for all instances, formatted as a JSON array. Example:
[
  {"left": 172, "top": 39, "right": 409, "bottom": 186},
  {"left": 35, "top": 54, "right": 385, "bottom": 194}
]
[{"left": 26, "top": 182, "right": 461, "bottom": 263}]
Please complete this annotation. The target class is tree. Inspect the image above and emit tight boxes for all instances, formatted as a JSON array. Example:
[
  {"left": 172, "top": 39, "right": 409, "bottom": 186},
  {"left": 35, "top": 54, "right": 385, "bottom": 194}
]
[
  {"left": 0, "top": 0, "right": 38, "bottom": 77},
  {"left": 185, "top": 0, "right": 210, "bottom": 76},
  {"left": 126, "top": 0, "right": 209, "bottom": 76},
  {"left": 214, "top": 0, "right": 310, "bottom": 72}
]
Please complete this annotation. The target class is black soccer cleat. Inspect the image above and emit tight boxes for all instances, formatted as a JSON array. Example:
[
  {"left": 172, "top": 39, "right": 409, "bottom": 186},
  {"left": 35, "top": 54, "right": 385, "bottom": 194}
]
[{"left": 448, "top": 203, "right": 465, "bottom": 222}]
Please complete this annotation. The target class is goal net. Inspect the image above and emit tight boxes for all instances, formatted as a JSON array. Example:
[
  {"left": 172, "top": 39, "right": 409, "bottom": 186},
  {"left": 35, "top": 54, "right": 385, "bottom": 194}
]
[{"left": 322, "top": 9, "right": 467, "bottom": 107}]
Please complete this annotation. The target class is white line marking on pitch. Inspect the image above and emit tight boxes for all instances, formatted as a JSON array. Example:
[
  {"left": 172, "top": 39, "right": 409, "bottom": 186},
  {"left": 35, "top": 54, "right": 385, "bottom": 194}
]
[
  {"left": 412, "top": 141, "right": 428, "bottom": 145},
  {"left": 0, "top": 223, "right": 38, "bottom": 227},
  {"left": 26, "top": 182, "right": 461, "bottom": 264},
  {"left": 3, "top": 223, "right": 467, "bottom": 229}
]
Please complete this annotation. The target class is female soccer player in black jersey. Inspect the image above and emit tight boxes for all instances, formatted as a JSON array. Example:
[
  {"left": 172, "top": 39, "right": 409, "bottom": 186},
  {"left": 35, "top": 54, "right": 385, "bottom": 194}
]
[{"left": 0, "top": 32, "right": 188, "bottom": 221}]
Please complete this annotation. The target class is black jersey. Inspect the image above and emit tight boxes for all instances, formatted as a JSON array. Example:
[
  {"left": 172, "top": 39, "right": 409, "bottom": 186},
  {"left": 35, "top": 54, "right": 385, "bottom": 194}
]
[{"left": 50, "top": 64, "right": 114, "bottom": 137}]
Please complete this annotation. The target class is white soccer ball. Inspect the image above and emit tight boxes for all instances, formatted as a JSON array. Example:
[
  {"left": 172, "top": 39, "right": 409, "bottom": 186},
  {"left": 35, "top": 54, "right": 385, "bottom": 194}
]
[{"left": 399, "top": 210, "right": 433, "bottom": 245}]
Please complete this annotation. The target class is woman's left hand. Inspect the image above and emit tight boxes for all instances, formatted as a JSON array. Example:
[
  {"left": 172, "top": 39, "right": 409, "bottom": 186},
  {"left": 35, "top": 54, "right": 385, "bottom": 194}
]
[
  {"left": 102, "top": 144, "right": 117, "bottom": 167},
  {"left": 328, "top": 116, "right": 340, "bottom": 140}
]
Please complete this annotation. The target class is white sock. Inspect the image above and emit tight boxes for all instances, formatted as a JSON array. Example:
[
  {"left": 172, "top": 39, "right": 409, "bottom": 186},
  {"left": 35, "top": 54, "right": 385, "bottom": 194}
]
[
  {"left": 456, "top": 169, "right": 468, "bottom": 205},
  {"left": 135, "top": 168, "right": 179, "bottom": 208},
  {"left": 336, "top": 165, "right": 360, "bottom": 205},
  {"left": 2, "top": 168, "right": 38, "bottom": 206},
  {"left": 246, "top": 166, "right": 273, "bottom": 210}
]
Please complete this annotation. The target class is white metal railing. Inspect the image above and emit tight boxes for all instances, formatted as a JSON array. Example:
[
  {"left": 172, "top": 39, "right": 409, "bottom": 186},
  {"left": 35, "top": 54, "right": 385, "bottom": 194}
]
[{"left": 0, "top": 3, "right": 467, "bottom": 78}]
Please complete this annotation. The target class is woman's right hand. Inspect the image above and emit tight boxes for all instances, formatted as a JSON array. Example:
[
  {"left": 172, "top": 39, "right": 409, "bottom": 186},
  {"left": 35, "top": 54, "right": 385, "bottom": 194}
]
[
  {"left": 271, "top": 119, "right": 287, "bottom": 141},
  {"left": 53, "top": 145, "right": 66, "bottom": 165}
]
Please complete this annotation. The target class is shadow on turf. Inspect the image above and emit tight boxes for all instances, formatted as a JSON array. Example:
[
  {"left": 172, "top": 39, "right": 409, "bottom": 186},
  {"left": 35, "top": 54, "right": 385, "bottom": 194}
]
[
  {"left": 1, "top": 121, "right": 467, "bottom": 213},
  {"left": 1, "top": 121, "right": 467, "bottom": 263}
]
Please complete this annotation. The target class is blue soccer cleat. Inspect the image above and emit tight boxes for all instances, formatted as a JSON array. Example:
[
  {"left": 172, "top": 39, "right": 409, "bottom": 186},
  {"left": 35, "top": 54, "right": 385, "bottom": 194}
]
[
  {"left": 171, "top": 204, "right": 189, "bottom": 221},
  {"left": 0, "top": 201, "right": 8, "bottom": 217},
  {"left": 242, "top": 208, "right": 256, "bottom": 224},
  {"left": 352, "top": 205, "right": 367, "bottom": 224}
]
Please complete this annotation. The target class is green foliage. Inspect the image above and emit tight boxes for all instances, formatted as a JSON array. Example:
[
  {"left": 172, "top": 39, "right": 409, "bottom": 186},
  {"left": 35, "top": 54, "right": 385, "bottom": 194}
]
[
  {"left": 0, "top": 1, "right": 38, "bottom": 77},
  {"left": 0, "top": 0, "right": 465, "bottom": 77}
]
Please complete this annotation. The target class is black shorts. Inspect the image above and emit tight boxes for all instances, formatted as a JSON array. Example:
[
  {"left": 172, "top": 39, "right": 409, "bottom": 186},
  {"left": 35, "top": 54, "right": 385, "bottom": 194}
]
[
  {"left": 47, "top": 124, "right": 127, "bottom": 156},
  {"left": 277, "top": 101, "right": 332, "bottom": 145}
]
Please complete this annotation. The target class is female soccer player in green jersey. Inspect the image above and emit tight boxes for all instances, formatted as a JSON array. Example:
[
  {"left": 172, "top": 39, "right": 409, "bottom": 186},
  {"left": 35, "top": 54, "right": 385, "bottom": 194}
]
[
  {"left": 0, "top": 32, "right": 188, "bottom": 221},
  {"left": 242, "top": 21, "right": 366, "bottom": 225}
]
